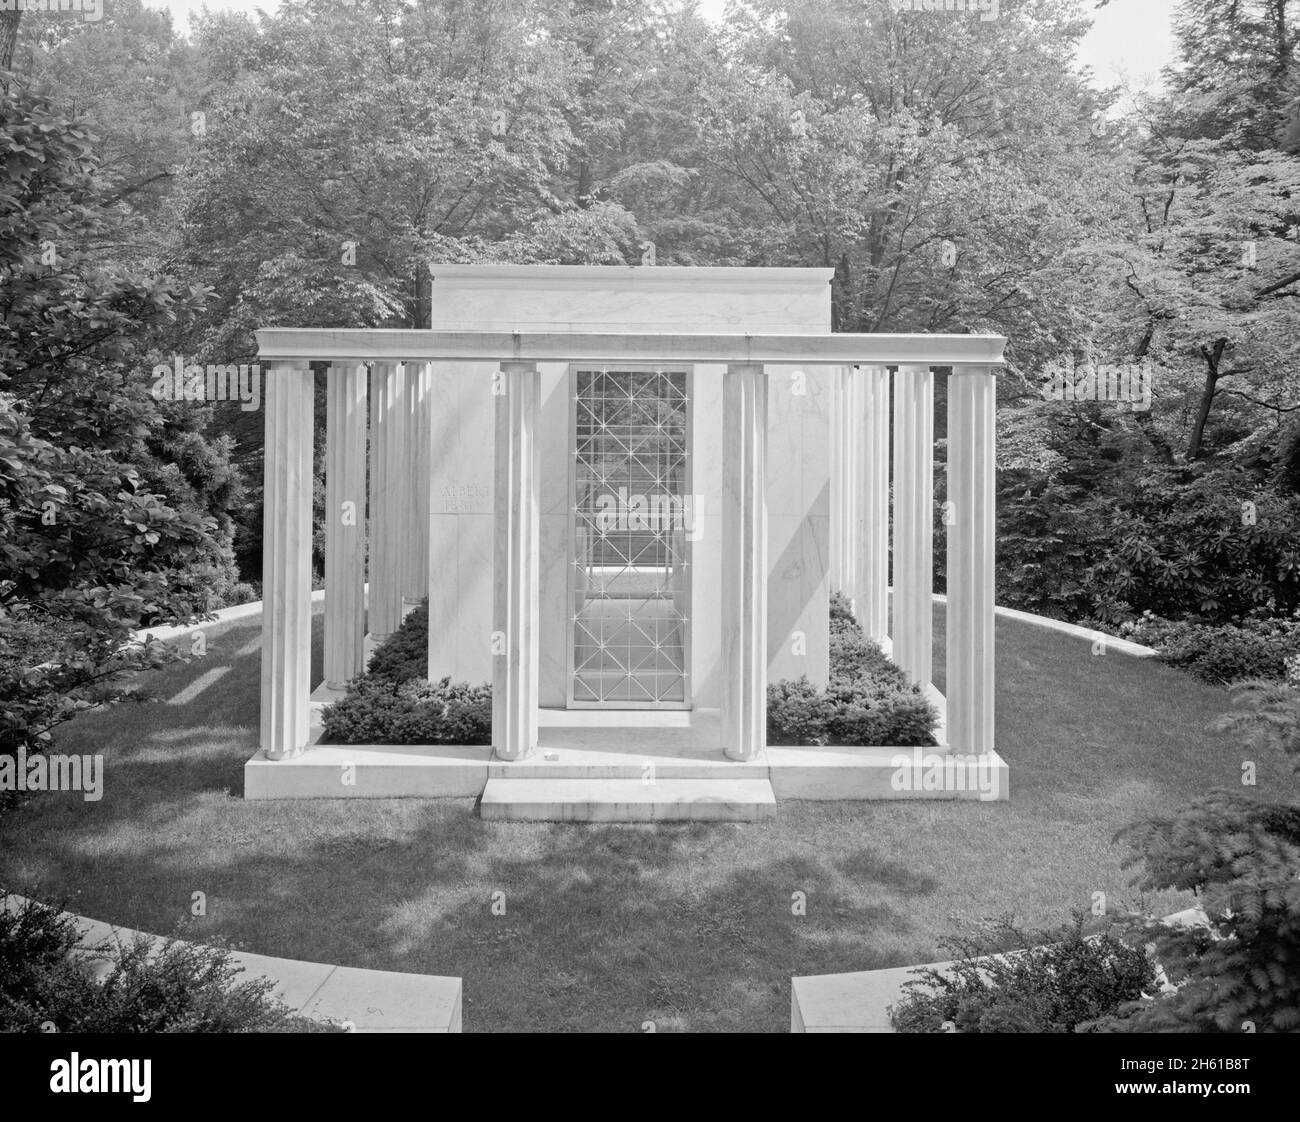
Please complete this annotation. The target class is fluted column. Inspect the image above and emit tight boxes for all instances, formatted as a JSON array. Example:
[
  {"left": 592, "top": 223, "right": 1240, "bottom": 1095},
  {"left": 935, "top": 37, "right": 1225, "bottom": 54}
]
[
  {"left": 855, "top": 364, "right": 890, "bottom": 641},
  {"left": 401, "top": 361, "right": 431, "bottom": 606},
  {"left": 261, "top": 364, "right": 314, "bottom": 760},
  {"left": 829, "top": 367, "right": 843, "bottom": 593},
  {"left": 891, "top": 364, "right": 934, "bottom": 687},
  {"left": 946, "top": 367, "right": 997, "bottom": 756},
  {"left": 722, "top": 362, "right": 768, "bottom": 762},
  {"left": 368, "top": 362, "right": 404, "bottom": 642},
  {"left": 493, "top": 362, "right": 540, "bottom": 762},
  {"left": 324, "top": 363, "right": 368, "bottom": 688},
  {"left": 844, "top": 366, "right": 861, "bottom": 610}
]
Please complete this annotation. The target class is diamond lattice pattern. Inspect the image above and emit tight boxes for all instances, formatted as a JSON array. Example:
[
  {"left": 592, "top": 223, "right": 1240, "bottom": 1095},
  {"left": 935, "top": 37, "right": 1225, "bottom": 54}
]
[{"left": 571, "top": 369, "right": 689, "bottom": 705}]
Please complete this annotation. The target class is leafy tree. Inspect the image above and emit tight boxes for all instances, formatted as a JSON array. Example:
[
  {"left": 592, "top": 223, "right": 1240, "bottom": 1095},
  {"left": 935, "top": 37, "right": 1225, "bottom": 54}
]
[
  {"left": 10, "top": 0, "right": 196, "bottom": 266},
  {"left": 0, "top": 83, "right": 234, "bottom": 782}
]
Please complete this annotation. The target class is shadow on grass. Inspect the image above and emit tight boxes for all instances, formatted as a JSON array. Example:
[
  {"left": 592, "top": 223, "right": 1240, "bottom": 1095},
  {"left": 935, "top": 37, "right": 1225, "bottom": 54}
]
[{"left": 2, "top": 602, "right": 1283, "bottom": 1031}]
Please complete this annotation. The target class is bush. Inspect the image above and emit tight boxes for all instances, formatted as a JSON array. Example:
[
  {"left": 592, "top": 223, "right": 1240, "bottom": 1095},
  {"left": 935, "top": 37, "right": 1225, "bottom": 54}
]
[
  {"left": 888, "top": 913, "right": 1155, "bottom": 1033},
  {"left": 1083, "top": 680, "right": 1300, "bottom": 1033},
  {"left": 321, "top": 601, "right": 490, "bottom": 744},
  {"left": 766, "top": 678, "right": 830, "bottom": 744},
  {"left": 1088, "top": 474, "right": 1300, "bottom": 624},
  {"left": 0, "top": 892, "right": 338, "bottom": 1032},
  {"left": 219, "top": 582, "right": 260, "bottom": 608},
  {"left": 365, "top": 600, "right": 430, "bottom": 682},
  {"left": 322, "top": 676, "right": 492, "bottom": 745},
  {"left": 767, "top": 592, "right": 938, "bottom": 746},
  {"left": 1117, "top": 610, "right": 1300, "bottom": 684},
  {"left": 825, "top": 680, "right": 940, "bottom": 746}
]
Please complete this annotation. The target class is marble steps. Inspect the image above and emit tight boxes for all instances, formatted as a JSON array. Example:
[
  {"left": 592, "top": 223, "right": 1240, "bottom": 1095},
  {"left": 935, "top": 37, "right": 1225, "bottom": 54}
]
[
  {"left": 479, "top": 776, "right": 777, "bottom": 822},
  {"left": 491, "top": 746, "right": 764, "bottom": 779}
]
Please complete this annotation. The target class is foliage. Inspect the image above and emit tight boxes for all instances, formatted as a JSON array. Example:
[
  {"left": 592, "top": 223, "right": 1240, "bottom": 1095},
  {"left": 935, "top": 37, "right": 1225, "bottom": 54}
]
[
  {"left": 1089, "top": 682, "right": 1300, "bottom": 1032},
  {"left": 888, "top": 913, "right": 1155, "bottom": 1034},
  {"left": 1117, "top": 610, "right": 1300, "bottom": 684},
  {"left": 320, "top": 676, "right": 492, "bottom": 746},
  {"left": 322, "top": 604, "right": 490, "bottom": 744},
  {"left": 0, "top": 85, "right": 228, "bottom": 776},
  {"left": 767, "top": 592, "right": 938, "bottom": 747},
  {"left": 363, "top": 599, "right": 430, "bottom": 682},
  {"left": 0, "top": 891, "right": 339, "bottom": 1032},
  {"left": 1088, "top": 472, "right": 1300, "bottom": 623},
  {"left": 995, "top": 447, "right": 1300, "bottom": 627}
]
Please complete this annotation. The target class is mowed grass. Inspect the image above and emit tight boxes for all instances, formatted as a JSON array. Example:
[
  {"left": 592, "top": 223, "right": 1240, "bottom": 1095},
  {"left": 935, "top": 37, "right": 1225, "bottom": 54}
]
[{"left": 1, "top": 603, "right": 1287, "bottom": 1032}]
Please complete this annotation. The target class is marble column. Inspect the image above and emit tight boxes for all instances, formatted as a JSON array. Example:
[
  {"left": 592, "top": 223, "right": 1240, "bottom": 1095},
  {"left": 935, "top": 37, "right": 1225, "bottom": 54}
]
[
  {"left": 492, "top": 361, "right": 540, "bottom": 762},
  {"left": 722, "top": 363, "right": 768, "bottom": 762},
  {"left": 855, "top": 364, "right": 890, "bottom": 642},
  {"left": 261, "top": 364, "right": 314, "bottom": 760},
  {"left": 946, "top": 366, "right": 997, "bottom": 756},
  {"left": 401, "top": 361, "right": 431, "bottom": 606},
  {"left": 845, "top": 366, "right": 861, "bottom": 611},
  {"left": 829, "top": 367, "right": 843, "bottom": 593},
  {"left": 368, "top": 362, "right": 405, "bottom": 642},
  {"left": 324, "top": 363, "right": 368, "bottom": 689},
  {"left": 891, "top": 364, "right": 934, "bottom": 687}
]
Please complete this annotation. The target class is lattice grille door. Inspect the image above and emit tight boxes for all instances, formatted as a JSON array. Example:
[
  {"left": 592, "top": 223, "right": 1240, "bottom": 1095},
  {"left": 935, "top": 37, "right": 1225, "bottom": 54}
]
[{"left": 568, "top": 367, "right": 691, "bottom": 707}]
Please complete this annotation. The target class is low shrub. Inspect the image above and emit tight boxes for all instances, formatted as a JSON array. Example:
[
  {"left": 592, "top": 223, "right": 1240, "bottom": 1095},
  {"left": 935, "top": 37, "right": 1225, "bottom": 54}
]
[
  {"left": 0, "top": 892, "right": 339, "bottom": 1032},
  {"left": 219, "top": 582, "right": 260, "bottom": 608},
  {"left": 767, "top": 592, "right": 938, "bottom": 746},
  {"left": 322, "top": 676, "right": 492, "bottom": 745},
  {"left": 825, "top": 680, "right": 939, "bottom": 746},
  {"left": 766, "top": 678, "right": 828, "bottom": 744},
  {"left": 365, "top": 600, "right": 430, "bottom": 682},
  {"left": 888, "top": 913, "right": 1155, "bottom": 1033},
  {"left": 1116, "top": 610, "right": 1300, "bottom": 685},
  {"left": 322, "top": 601, "right": 489, "bottom": 744}
]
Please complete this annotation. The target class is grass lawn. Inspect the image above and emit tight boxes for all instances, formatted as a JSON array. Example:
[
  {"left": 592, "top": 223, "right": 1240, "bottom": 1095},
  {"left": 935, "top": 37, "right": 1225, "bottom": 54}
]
[{"left": 0, "top": 603, "right": 1286, "bottom": 1032}]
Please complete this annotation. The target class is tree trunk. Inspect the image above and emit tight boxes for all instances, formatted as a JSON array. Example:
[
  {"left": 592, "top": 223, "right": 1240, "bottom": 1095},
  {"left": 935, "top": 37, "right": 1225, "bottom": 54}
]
[
  {"left": 1187, "top": 337, "right": 1227, "bottom": 460},
  {"left": 1, "top": 11, "right": 20, "bottom": 73},
  {"left": 1132, "top": 321, "right": 1177, "bottom": 465}
]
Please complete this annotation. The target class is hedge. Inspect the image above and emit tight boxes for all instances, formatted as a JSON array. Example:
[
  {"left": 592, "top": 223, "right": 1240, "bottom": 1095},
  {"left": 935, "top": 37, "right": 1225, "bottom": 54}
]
[{"left": 766, "top": 592, "right": 939, "bottom": 746}]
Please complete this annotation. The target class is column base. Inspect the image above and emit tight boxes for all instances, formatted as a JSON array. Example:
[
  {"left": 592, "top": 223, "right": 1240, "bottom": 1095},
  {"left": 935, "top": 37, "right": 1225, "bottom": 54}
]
[
  {"left": 262, "top": 743, "right": 308, "bottom": 762},
  {"left": 492, "top": 746, "right": 536, "bottom": 764}
]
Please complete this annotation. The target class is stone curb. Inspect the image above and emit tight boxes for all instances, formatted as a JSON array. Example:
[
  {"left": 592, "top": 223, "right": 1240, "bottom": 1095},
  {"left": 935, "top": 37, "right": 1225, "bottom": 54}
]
[
  {"left": 2, "top": 894, "right": 461, "bottom": 1033},
  {"left": 791, "top": 906, "right": 1209, "bottom": 1032}
]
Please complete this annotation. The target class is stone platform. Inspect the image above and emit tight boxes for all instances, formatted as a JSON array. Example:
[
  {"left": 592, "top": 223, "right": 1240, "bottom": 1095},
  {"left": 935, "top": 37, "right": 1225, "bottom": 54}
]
[{"left": 246, "top": 695, "right": 1009, "bottom": 816}]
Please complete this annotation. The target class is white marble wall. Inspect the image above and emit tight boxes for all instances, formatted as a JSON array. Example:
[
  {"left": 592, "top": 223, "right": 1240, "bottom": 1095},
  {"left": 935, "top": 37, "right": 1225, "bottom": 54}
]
[
  {"left": 766, "top": 366, "right": 831, "bottom": 687},
  {"left": 427, "top": 364, "right": 495, "bottom": 685},
  {"left": 426, "top": 265, "right": 834, "bottom": 703},
  {"left": 537, "top": 363, "right": 571, "bottom": 707}
]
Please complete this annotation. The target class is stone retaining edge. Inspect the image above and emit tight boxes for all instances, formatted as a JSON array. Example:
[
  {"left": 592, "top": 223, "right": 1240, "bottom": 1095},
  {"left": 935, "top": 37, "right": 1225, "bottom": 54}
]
[{"left": 2, "top": 893, "right": 461, "bottom": 1033}]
